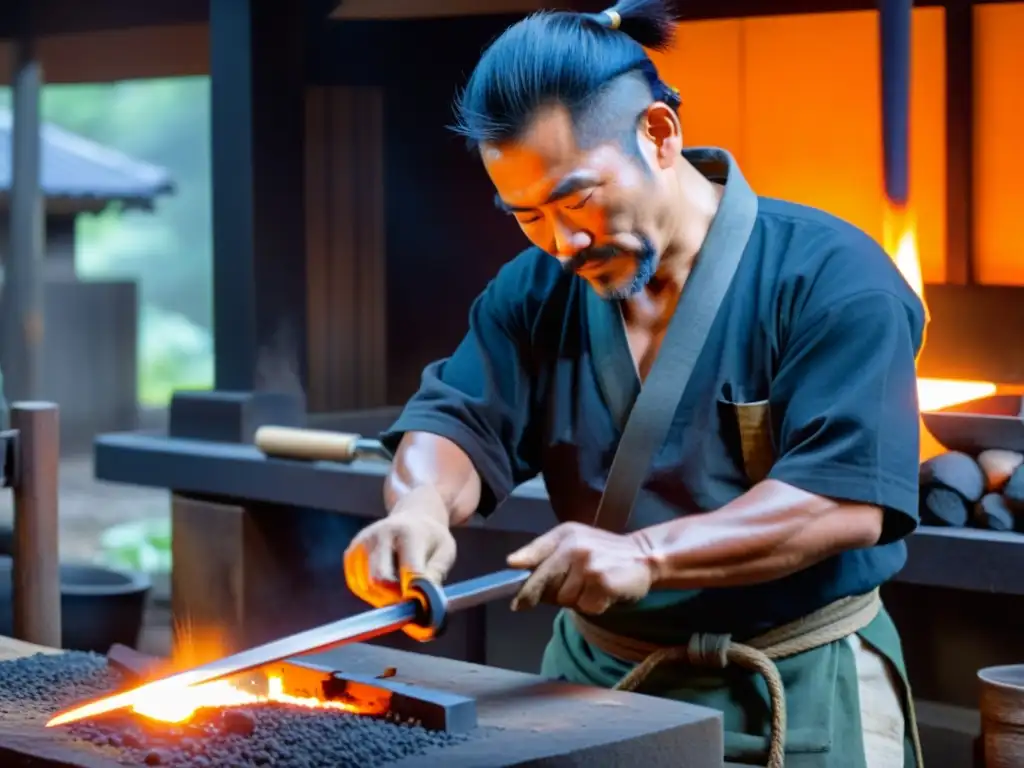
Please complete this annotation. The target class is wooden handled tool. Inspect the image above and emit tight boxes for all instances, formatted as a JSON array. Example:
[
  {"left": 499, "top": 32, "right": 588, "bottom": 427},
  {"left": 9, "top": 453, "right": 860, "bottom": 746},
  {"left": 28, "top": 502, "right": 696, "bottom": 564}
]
[{"left": 254, "top": 426, "right": 392, "bottom": 463}]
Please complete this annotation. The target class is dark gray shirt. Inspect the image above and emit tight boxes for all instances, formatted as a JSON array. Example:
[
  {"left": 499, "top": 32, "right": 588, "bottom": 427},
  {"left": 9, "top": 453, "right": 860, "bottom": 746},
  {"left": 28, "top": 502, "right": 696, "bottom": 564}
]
[{"left": 383, "top": 149, "right": 926, "bottom": 640}]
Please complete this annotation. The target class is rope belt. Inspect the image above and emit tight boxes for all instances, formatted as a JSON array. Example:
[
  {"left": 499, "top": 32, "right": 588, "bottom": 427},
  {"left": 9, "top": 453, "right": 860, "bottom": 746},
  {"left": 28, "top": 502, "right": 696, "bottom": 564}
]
[{"left": 570, "top": 589, "right": 924, "bottom": 768}]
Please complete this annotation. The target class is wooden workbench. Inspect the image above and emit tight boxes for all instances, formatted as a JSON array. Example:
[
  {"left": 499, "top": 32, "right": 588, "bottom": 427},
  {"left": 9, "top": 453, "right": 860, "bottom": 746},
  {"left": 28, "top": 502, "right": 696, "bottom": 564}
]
[
  {"left": 0, "top": 635, "right": 61, "bottom": 661},
  {"left": 0, "top": 635, "right": 726, "bottom": 768}
]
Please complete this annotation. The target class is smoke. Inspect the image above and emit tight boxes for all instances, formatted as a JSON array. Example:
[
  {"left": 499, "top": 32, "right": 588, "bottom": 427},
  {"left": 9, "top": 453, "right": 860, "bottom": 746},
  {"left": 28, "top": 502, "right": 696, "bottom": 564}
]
[{"left": 253, "top": 322, "right": 305, "bottom": 399}]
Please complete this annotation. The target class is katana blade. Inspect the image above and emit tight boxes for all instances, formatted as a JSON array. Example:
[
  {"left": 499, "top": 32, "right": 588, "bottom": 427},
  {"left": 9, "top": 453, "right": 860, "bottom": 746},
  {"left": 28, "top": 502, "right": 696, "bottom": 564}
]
[{"left": 46, "top": 568, "right": 530, "bottom": 727}]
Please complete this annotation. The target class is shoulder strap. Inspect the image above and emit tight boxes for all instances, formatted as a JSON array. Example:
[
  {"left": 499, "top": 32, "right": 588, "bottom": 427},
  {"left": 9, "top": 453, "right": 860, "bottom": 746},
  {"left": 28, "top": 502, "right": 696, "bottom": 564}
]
[{"left": 590, "top": 160, "right": 759, "bottom": 533}]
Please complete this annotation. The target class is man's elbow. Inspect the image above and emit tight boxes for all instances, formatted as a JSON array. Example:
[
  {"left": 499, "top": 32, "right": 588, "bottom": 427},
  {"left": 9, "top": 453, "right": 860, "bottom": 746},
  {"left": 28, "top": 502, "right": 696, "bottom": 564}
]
[{"left": 830, "top": 503, "right": 886, "bottom": 550}]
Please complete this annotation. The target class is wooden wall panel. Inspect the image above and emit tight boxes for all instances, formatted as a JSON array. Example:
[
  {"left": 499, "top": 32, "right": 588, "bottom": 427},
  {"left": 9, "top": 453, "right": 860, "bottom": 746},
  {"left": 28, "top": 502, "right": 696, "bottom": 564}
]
[
  {"left": 305, "top": 87, "right": 387, "bottom": 413},
  {"left": 973, "top": 3, "right": 1024, "bottom": 286},
  {"left": 650, "top": 10, "right": 946, "bottom": 283},
  {"left": 648, "top": 20, "right": 744, "bottom": 162}
]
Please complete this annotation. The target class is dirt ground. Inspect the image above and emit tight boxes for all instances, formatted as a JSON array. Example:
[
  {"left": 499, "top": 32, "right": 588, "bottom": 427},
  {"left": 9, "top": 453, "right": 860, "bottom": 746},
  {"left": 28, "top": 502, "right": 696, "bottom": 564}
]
[
  {"left": 0, "top": 455, "right": 168, "bottom": 565},
  {"left": 0, "top": 455, "right": 172, "bottom": 655}
]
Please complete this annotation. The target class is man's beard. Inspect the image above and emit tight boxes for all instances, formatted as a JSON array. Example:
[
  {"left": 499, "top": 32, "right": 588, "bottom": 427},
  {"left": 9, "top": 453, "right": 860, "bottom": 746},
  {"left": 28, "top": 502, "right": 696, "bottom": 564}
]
[{"left": 562, "top": 236, "right": 659, "bottom": 300}]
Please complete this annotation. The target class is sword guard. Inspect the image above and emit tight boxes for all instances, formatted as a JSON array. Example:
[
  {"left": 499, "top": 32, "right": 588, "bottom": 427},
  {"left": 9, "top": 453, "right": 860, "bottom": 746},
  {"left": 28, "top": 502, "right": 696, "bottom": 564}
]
[{"left": 405, "top": 576, "right": 448, "bottom": 642}]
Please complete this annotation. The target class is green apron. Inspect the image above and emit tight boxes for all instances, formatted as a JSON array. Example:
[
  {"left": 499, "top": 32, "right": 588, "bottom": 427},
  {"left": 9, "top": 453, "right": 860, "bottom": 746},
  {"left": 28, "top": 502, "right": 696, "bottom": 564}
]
[
  {"left": 570, "top": 149, "right": 922, "bottom": 767},
  {"left": 541, "top": 606, "right": 920, "bottom": 767}
]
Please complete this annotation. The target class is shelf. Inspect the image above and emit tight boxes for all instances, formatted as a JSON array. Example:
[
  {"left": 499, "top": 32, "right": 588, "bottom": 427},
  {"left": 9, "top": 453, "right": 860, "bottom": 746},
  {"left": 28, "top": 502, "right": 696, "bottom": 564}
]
[
  {"left": 899, "top": 526, "right": 1024, "bottom": 596},
  {"left": 95, "top": 431, "right": 1024, "bottom": 596}
]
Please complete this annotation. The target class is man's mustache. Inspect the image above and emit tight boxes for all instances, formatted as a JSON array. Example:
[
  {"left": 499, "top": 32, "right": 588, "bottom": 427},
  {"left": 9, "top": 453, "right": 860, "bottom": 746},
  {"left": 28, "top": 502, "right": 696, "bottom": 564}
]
[{"left": 560, "top": 245, "right": 623, "bottom": 274}]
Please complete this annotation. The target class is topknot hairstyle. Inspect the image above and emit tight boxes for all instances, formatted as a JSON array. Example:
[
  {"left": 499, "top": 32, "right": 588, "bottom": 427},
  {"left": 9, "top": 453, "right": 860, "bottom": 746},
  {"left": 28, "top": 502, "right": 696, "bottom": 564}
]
[{"left": 451, "top": 0, "right": 681, "bottom": 152}]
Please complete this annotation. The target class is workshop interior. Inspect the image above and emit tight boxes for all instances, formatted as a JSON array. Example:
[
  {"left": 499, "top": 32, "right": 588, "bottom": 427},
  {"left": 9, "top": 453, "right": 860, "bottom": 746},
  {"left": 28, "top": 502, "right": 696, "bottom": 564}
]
[{"left": 0, "top": 0, "right": 1022, "bottom": 766}]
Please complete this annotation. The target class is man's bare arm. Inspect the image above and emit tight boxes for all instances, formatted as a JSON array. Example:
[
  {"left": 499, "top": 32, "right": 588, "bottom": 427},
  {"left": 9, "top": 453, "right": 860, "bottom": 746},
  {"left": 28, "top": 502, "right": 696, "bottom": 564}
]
[
  {"left": 635, "top": 479, "right": 885, "bottom": 590},
  {"left": 383, "top": 432, "right": 483, "bottom": 527}
]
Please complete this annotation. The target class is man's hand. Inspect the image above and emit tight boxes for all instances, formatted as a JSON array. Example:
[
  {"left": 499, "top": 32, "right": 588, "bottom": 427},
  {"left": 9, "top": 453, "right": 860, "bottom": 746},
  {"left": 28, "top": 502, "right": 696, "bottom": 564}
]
[
  {"left": 506, "top": 523, "right": 658, "bottom": 615},
  {"left": 343, "top": 489, "right": 457, "bottom": 609}
]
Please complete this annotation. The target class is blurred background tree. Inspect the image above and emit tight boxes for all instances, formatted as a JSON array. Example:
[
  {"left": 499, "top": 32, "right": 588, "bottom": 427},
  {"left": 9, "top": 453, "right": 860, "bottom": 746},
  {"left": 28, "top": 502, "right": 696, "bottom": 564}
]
[{"left": 0, "top": 77, "right": 213, "bottom": 406}]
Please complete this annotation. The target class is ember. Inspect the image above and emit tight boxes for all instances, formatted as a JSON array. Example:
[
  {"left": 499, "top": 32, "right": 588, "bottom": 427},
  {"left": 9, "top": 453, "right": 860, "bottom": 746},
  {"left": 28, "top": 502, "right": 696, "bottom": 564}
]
[{"left": 127, "top": 672, "right": 382, "bottom": 724}]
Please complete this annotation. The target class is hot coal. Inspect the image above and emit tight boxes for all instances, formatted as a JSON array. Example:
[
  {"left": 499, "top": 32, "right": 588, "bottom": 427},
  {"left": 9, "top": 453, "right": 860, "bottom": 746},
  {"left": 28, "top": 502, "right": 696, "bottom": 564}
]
[
  {"left": 977, "top": 449, "right": 1024, "bottom": 493},
  {"left": 0, "top": 651, "right": 469, "bottom": 767}
]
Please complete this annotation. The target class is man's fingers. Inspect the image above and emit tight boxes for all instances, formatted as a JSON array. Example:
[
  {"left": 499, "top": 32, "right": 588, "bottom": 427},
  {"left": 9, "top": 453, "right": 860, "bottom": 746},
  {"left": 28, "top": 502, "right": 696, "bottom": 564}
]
[
  {"left": 576, "top": 582, "right": 613, "bottom": 616},
  {"left": 394, "top": 526, "right": 427, "bottom": 577},
  {"left": 554, "top": 565, "right": 586, "bottom": 609},
  {"left": 424, "top": 532, "right": 457, "bottom": 585},
  {"left": 512, "top": 549, "right": 568, "bottom": 611},
  {"left": 367, "top": 530, "right": 399, "bottom": 585},
  {"left": 507, "top": 529, "right": 562, "bottom": 569}
]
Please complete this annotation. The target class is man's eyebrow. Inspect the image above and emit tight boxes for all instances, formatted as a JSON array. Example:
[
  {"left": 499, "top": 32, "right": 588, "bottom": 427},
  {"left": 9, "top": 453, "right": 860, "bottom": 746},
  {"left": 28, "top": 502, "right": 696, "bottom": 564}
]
[{"left": 494, "top": 172, "right": 600, "bottom": 214}]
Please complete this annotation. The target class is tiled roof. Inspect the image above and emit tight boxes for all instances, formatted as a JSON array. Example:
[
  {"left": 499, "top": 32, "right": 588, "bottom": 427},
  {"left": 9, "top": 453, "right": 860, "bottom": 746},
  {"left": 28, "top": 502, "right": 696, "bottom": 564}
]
[{"left": 0, "top": 109, "right": 175, "bottom": 209}]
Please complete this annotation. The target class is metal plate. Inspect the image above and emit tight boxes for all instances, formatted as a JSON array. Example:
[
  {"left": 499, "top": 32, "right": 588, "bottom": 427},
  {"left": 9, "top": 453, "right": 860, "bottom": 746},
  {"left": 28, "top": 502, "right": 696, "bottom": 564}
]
[{"left": 921, "top": 395, "right": 1024, "bottom": 454}]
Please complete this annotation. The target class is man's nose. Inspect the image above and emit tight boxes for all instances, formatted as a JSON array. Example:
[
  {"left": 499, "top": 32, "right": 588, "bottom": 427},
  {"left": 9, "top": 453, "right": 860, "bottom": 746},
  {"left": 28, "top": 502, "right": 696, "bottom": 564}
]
[{"left": 552, "top": 221, "right": 591, "bottom": 259}]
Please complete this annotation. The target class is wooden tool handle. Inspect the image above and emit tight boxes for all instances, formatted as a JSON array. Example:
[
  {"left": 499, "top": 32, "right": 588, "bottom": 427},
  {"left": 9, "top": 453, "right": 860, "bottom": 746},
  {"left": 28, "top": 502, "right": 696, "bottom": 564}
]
[{"left": 254, "top": 426, "right": 361, "bottom": 462}]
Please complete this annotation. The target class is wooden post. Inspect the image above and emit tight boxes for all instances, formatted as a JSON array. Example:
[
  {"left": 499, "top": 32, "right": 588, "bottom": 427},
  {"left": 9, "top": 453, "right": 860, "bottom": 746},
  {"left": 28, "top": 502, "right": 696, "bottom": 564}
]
[
  {"left": 0, "top": 11, "right": 46, "bottom": 402},
  {"left": 10, "top": 402, "right": 61, "bottom": 647}
]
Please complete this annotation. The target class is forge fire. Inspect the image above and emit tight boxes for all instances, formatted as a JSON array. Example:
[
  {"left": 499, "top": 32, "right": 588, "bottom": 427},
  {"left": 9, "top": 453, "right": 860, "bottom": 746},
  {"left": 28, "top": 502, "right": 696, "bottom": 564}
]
[{"left": 2, "top": 651, "right": 467, "bottom": 768}]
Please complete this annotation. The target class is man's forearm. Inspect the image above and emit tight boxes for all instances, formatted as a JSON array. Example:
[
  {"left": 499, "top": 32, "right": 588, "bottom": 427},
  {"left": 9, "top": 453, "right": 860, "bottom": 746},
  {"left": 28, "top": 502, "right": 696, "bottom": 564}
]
[
  {"left": 634, "top": 479, "right": 885, "bottom": 590},
  {"left": 383, "top": 432, "right": 482, "bottom": 526}
]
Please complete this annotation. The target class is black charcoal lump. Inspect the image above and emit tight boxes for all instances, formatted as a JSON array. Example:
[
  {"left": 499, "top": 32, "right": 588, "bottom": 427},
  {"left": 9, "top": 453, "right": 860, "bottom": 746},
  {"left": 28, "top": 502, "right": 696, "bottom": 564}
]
[
  {"left": 1004, "top": 464, "right": 1024, "bottom": 514},
  {"left": 920, "top": 451, "right": 986, "bottom": 502},
  {"left": 919, "top": 451, "right": 987, "bottom": 528},
  {"left": 974, "top": 493, "right": 1016, "bottom": 532}
]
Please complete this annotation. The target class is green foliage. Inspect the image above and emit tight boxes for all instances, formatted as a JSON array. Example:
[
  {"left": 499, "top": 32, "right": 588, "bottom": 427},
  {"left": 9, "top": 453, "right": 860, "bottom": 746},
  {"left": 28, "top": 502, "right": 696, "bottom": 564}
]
[
  {"left": 99, "top": 518, "right": 172, "bottom": 574},
  {"left": 0, "top": 78, "right": 215, "bottom": 406}
]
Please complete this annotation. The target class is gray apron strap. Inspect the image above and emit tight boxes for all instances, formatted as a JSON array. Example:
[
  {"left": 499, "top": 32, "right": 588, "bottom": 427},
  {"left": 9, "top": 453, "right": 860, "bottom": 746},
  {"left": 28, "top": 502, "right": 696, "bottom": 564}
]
[
  {"left": 589, "top": 150, "right": 759, "bottom": 533},
  {"left": 585, "top": 292, "right": 638, "bottom": 431}
]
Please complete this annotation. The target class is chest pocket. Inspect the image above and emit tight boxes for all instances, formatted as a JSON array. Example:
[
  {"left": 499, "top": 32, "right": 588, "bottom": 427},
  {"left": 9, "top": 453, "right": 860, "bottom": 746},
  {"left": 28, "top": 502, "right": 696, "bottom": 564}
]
[{"left": 718, "top": 398, "right": 776, "bottom": 485}]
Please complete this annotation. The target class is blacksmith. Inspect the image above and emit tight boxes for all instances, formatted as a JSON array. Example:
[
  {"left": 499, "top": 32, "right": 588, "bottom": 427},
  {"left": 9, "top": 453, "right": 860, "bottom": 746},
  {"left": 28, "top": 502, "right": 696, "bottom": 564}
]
[{"left": 344, "top": 2, "right": 925, "bottom": 765}]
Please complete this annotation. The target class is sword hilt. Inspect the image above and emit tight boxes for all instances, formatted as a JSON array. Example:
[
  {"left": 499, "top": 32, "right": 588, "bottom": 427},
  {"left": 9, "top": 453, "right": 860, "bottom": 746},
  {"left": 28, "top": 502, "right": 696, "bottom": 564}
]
[{"left": 403, "top": 576, "right": 448, "bottom": 642}]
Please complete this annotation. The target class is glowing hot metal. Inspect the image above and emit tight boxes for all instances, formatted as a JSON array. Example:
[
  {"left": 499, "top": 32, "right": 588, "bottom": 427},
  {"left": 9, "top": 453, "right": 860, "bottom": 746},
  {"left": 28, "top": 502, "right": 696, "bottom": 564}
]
[{"left": 46, "top": 569, "right": 530, "bottom": 728}]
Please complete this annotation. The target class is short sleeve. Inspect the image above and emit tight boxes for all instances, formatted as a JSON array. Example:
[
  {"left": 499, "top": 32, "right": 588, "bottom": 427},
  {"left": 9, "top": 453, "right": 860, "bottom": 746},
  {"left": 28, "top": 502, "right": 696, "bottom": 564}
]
[
  {"left": 380, "top": 271, "right": 542, "bottom": 517},
  {"left": 767, "top": 289, "right": 925, "bottom": 545}
]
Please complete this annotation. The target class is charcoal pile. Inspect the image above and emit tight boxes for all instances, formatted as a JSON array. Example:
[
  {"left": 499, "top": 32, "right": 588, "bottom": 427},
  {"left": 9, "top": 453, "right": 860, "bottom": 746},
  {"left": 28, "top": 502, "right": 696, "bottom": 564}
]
[
  {"left": 920, "top": 449, "right": 1024, "bottom": 532},
  {"left": 0, "top": 652, "right": 468, "bottom": 768}
]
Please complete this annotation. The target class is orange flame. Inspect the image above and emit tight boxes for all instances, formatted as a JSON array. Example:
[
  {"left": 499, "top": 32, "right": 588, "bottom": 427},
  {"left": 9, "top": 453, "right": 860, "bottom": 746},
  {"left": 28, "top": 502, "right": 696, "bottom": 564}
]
[
  {"left": 48, "top": 624, "right": 385, "bottom": 728},
  {"left": 882, "top": 204, "right": 996, "bottom": 459},
  {"left": 131, "top": 673, "right": 378, "bottom": 724}
]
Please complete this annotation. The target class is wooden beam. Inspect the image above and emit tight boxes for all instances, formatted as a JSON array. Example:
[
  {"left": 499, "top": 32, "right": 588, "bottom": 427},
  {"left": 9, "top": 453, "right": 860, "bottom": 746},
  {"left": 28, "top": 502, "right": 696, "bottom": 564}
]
[
  {"left": 0, "top": 24, "right": 207, "bottom": 83},
  {"left": 210, "top": 0, "right": 308, "bottom": 391},
  {"left": 330, "top": 0, "right": 545, "bottom": 19}
]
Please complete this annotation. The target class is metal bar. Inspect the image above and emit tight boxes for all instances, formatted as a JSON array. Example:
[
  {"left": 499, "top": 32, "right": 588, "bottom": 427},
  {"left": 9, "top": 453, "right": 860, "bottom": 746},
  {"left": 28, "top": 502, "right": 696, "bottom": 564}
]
[
  {"left": 944, "top": 0, "right": 974, "bottom": 286},
  {"left": 879, "top": 0, "right": 912, "bottom": 207},
  {"left": 48, "top": 568, "right": 531, "bottom": 726},
  {"left": 1, "top": 11, "right": 45, "bottom": 402},
  {"left": 10, "top": 402, "right": 61, "bottom": 648}
]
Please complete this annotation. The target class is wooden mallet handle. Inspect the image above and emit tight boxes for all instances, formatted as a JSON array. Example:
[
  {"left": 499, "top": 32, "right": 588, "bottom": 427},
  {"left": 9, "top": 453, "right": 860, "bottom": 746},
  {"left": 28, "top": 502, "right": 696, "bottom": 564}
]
[{"left": 254, "top": 426, "right": 361, "bottom": 463}]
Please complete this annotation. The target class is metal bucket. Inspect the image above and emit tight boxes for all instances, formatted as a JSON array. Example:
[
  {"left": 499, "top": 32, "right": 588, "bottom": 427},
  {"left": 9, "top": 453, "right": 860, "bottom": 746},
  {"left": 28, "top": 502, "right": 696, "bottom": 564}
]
[{"left": 979, "top": 665, "right": 1024, "bottom": 766}]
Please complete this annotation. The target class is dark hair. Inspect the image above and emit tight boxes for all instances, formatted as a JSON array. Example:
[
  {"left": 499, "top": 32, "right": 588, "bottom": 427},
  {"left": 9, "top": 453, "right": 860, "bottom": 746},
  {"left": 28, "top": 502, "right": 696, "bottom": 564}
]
[{"left": 451, "top": 0, "right": 681, "bottom": 151}]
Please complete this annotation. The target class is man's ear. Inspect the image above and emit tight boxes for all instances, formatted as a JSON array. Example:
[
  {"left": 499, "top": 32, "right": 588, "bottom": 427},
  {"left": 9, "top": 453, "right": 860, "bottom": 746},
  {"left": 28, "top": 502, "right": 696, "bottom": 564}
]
[{"left": 640, "top": 102, "right": 682, "bottom": 170}]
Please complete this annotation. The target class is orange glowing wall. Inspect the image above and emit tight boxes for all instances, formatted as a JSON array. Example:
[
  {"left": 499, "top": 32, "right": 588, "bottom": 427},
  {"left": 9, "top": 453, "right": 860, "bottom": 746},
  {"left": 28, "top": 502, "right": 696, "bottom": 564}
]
[
  {"left": 974, "top": 3, "right": 1024, "bottom": 286},
  {"left": 649, "top": 9, "right": 947, "bottom": 284}
]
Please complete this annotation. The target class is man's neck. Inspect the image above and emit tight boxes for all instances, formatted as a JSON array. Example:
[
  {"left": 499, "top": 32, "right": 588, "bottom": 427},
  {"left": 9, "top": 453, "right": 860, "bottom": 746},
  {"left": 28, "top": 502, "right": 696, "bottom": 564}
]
[{"left": 624, "top": 160, "right": 724, "bottom": 331}]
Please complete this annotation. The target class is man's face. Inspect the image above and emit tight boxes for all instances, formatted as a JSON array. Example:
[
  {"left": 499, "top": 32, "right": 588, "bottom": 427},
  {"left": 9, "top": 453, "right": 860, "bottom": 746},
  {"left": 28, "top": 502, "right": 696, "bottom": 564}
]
[{"left": 482, "top": 104, "right": 676, "bottom": 300}]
